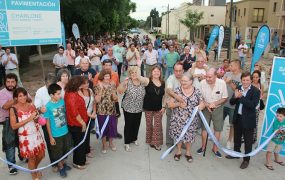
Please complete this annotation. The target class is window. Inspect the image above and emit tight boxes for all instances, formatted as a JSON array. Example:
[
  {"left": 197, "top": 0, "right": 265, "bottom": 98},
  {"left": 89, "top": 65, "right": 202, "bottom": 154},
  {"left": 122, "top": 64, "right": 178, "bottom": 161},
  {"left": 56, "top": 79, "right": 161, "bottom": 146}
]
[
  {"left": 253, "top": 8, "right": 264, "bottom": 22},
  {"left": 273, "top": 2, "right": 277, "bottom": 12},
  {"left": 238, "top": 9, "right": 240, "bottom": 16},
  {"left": 244, "top": 8, "right": 246, "bottom": 16}
]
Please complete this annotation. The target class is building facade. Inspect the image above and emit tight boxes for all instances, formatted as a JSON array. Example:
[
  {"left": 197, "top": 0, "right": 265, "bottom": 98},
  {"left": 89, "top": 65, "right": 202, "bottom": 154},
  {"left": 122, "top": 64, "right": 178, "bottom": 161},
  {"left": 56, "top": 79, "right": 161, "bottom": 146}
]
[{"left": 161, "top": 3, "right": 226, "bottom": 41}]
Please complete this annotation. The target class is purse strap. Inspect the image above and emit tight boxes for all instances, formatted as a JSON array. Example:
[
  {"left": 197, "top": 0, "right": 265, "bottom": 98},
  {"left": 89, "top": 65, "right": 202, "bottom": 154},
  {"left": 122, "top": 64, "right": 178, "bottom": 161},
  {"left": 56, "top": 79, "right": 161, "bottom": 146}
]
[{"left": 10, "top": 107, "right": 18, "bottom": 123}]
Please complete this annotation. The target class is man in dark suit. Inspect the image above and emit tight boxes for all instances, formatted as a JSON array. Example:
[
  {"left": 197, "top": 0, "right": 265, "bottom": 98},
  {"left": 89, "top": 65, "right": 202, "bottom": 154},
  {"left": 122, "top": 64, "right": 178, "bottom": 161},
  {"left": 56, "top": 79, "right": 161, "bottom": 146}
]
[{"left": 225, "top": 72, "right": 260, "bottom": 169}]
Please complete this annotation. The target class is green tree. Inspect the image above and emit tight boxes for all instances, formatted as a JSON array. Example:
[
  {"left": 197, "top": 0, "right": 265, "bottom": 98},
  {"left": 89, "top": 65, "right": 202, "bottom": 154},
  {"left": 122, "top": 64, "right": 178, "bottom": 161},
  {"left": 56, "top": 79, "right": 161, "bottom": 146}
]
[
  {"left": 145, "top": 8, "right": 161, "bottom": 29},
  {"left": 180, "top": 9, "right": 204, "bottom": 40}
]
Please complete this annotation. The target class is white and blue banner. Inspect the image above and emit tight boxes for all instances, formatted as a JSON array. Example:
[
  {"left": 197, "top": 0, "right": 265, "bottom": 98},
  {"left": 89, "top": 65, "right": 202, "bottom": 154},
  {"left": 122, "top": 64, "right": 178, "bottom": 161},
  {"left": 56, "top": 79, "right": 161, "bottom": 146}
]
[
  {"left": 206, "top": 25, "right": 219, "bottom": 52},
  {"left": 0, "top": 0, "right": 61, "bottom": 47},
  {"left": 259, "top": 57, "right": 285, "bottom": 156},
  {"left": 250, "top": 25, "right": 270, "bottom": 73},
  {"left": 218, "top": 25, "right": 224, "bottom": 60},
  {"left": 61, "top": 21, "right": 66, "bottom": 49},
  {"left": 72, "top": 23, "right": 80, "bottom": 40}
]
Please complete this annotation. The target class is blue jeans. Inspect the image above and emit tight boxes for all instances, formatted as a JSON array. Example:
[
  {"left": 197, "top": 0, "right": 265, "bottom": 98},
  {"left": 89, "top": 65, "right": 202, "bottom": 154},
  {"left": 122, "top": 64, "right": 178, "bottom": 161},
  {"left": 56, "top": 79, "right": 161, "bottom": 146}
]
[
  {"left": 5, "top": 146, "right": 16, "bottom": 168},
  {"left": 165, "top": 67, "right": 173, "bottom": 80},
  {"left": 240, "top": 56, "right": 245, "bottom": 69}
]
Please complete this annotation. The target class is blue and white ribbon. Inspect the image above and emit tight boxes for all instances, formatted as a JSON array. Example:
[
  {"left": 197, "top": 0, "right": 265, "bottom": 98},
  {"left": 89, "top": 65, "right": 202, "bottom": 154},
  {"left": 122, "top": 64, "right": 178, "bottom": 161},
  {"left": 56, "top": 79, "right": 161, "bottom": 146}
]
[
  {"left": 161, "top": 107, "right": 278, "bottom": 159},
  {"left": 0, "top": 119, "right": 91, "bottom": 173},
  {"left": 95, "top": 115, "right": 110, "bottom": 139},
  {"left": 161, "top": 107, "right": 199, "bottom": 160}
]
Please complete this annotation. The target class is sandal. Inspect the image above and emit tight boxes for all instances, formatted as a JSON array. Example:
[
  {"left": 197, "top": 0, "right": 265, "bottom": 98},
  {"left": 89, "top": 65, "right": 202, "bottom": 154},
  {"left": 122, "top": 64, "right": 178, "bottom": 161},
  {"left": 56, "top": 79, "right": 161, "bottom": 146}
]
[
  {"left": 174, "top": 154, "right": 182, "bottom": 161},
  {"left": 73, "top": 163, "right": 86, "bottom": 170},
  {"left": 274, "top": 160, "right": 285, "bottom": 166},
  {"left": 185, "top": 155, "right": 193, "bottom": 163},
  {"left": 150, "top": 145, "right": 161, "bottom": 151},
  {"left": 264, "top": 164, "right": 274, "bottom": 170},
  {"left": 124, "top": 144, "right": 131, "bottom": 152}
]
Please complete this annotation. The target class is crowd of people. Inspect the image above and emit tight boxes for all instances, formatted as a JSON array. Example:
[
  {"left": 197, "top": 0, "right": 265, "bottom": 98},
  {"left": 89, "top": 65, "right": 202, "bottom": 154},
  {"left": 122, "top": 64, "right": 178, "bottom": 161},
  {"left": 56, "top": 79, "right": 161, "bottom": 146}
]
[{"left": 0, "top": 33, "right": 284, "bottom": 180}]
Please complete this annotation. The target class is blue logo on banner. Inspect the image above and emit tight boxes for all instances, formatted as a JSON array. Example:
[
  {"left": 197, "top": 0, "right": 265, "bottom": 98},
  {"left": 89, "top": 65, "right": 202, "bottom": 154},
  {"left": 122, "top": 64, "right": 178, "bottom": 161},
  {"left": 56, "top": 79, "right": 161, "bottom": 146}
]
[
  {"left": 259, "top": 57, "right": 285, "bottom": 156},
  {"left": 61, "top": 22, "right": 66, "bottom": 49},
  {"left": 206, "top": 25, "right": 220, "bottom": 52},
  {"left": 250, "top": 25, "right": 270, "bottom": 73}
]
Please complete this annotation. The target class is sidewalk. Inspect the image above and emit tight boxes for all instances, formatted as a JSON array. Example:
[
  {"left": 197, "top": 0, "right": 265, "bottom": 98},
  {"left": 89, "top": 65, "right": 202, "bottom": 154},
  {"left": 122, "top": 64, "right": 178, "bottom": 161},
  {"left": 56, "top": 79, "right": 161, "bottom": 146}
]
[{"left": 0, "top": 112, "right": 284, "bottom": 180}]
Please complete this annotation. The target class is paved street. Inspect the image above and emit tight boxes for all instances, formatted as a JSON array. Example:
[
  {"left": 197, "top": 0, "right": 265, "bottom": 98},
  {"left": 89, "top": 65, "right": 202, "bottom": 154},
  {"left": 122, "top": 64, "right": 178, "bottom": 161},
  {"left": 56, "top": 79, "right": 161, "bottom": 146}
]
[{"left": 0, "top": 30, "right": 282, "bottom": 180}]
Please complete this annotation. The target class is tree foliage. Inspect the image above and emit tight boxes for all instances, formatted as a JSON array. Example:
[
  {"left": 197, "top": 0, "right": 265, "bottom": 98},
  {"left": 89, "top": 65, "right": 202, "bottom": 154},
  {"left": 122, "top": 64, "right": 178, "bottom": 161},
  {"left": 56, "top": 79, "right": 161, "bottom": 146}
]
[
  {"left": 180, "top": 9, "right": 204, "bottom": 31},
  {"left": 61, "top": 0, "right": 139, "bottom": 36},
  {"left": 145, "top": 8, "right": 161, "bottom": 29}
]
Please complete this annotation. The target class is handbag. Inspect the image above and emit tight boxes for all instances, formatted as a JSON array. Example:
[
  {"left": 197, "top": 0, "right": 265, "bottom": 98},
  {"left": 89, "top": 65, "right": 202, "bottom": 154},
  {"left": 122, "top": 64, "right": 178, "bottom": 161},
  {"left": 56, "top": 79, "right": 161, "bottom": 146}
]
[
  {"left": 3, "top": 107, "right": 18, "bottom": 147},
  {"left": 259, "top": 99, "right": 265, "bottom": 110}
]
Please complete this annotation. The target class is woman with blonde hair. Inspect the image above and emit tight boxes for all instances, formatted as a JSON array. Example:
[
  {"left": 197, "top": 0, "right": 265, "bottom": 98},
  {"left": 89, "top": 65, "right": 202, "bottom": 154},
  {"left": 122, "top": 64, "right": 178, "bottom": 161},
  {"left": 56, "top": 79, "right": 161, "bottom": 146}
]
[{"left": 118, "top": 66, "right": 149, "bottom": 152}]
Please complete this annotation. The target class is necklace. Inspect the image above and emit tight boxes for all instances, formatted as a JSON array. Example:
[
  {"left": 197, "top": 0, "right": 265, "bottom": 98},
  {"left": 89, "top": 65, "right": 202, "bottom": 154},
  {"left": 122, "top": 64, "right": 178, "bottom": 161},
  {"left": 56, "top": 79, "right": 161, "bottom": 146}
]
[{"left": 154, "top": 86, "right": 160, "bottom": 95}]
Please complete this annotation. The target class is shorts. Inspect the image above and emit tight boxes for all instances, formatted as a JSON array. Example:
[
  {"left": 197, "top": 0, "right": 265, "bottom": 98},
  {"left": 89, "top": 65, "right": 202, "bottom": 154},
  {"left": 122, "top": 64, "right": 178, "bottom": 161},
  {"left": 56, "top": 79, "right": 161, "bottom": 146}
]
[
  {"left": 223, "top": 106, "right": 235, "bottom": 126},
  {"left": 201, "top": 106, "right": 224, "bottom": 132},
  {"left": 267, "top": 141, "right": 282, "bottom": 153},
  {"left": 50, "top": 133, "right": 72, "bottom": 162}
]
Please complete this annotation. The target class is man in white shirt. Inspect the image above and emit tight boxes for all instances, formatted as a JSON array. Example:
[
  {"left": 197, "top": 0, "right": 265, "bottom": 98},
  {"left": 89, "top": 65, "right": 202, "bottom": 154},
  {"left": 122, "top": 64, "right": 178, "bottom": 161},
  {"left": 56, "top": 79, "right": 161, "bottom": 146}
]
[
  {"left": 197, "top": 68, "right": 228, "bottom": 158},
  {"left": 88, "top": 42, "right": 102, "bottom": 72},
  {"left": 53, "top": 46, "right": 68, "bottom": 76},
  {"left": 143, "top": 43, "right": 158, "bottom": 77},
  {"left": 237, "top": 41, "right": 248, "bottom": 69},
  {"left": 34, "top": 73, "right": 58, "bottom": 171},
  {"left": 1, "top": 47, "right": 23, "bottom": 87},
  {"left": 75, "top": 49, "right": 90, "bottom": 68}
]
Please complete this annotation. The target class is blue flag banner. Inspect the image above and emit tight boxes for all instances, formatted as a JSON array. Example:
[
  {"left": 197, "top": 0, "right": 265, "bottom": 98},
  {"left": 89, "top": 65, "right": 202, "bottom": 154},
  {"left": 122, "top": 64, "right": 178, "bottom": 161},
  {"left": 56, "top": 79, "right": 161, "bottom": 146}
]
[
  {"left": 259, "top": 57, "right": 285, "bottom": 156},
  {"left": 250, "top": 25, "right": 270, "bottom": 73},
  {"left": 206, "top": 25, "right": 220, "bottom": 52},
  {"left": 61, "top": 22, "right": 66, "bottom": 49}
]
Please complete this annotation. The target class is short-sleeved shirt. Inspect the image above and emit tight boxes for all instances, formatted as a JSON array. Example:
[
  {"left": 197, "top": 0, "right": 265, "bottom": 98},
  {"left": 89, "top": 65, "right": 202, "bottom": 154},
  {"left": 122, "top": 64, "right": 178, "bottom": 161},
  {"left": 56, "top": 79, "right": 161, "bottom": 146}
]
[
  {"left": 157, "top": 48, "right": 169, "bottom": 64},
  {"left": 101, "top": 55, "right": 119, "bottom": 72},
  {"left": 126, "top": 50, "right": 140, "bottom": 66},
  {"left": 93, "top": 71, "right": 119, "bottom": 87},
  {"left": 165, "top": 52, "right": 180, "bottom": 68},
  {"left": 34, "top": 86, "right": 50, "bottom": 109},
  {"left": 238, "top": 44, "right": 248, "bottom": 57},
  {"left": 272, "top": 119, "right": 285, "bottom": 145},
  {"left": 87, "top": 48, "right": 101, "bottom": 65},
  {"left": 224, "top": 72, "right": 241, "bottom": 108},
  {"left": 113, "top": 45, "right": 126, "bottom": 63},
  {"left": 74, "top": 68, "right": 96, "bottom": 89},
  {"left": 1, "top": 53, "right": 18, "bottom": 70},
  {"left": 75, "top": 55, "right": 90, "bottom": 67},
  {"left": 143, "top": 50, "right": 158, "bottom": 65},
  {"left": 53, "top": 53, "right": 68, "bottom": 68},
  {"left": 0, "top": 88, "right": 13, "bottom": 122},
  {"left": 44, "top": 99, "right": 68, "bottom": 137},
  {"left": 166, "top": 74, "right": 181, "bottom": 90},
  {"left": 200, "top": 78, "right": 228, "bottom": 105}
]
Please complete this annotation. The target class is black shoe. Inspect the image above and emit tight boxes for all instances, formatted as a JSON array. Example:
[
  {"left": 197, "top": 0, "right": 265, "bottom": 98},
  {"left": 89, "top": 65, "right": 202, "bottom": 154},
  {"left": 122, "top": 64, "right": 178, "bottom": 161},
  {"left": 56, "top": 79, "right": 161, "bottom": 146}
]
[
  {"left": 116, "top": 133, "right": 123, "bottom": 139},
  {"left": 240, "top": 161, "right": 249, "bottom": 169},
  {"left": 225, "top": 155, "right": 240, "bottom": 159},
  {"left": 9, "top": 168, "right": 18, "bottom": 175},
  {"left": 91, "top": 129, "right": 96, "bottom": 134}
]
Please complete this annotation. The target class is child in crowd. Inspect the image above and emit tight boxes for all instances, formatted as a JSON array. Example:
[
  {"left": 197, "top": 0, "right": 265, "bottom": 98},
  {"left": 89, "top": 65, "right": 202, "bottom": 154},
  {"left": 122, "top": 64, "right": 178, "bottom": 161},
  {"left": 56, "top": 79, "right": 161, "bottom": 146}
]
[
  {"left": 265, "top": 107, "right": 285, "bottom": 170},
  {"left": 45, "top": 84, "right": 72, "bottom": 177}
]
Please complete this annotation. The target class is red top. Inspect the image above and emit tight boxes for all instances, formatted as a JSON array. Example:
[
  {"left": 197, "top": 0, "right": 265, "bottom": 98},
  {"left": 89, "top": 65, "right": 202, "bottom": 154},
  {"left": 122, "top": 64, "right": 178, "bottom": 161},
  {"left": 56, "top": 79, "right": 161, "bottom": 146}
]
[{"left": 64, "top": 92, "right": 88, "bottom": 127}]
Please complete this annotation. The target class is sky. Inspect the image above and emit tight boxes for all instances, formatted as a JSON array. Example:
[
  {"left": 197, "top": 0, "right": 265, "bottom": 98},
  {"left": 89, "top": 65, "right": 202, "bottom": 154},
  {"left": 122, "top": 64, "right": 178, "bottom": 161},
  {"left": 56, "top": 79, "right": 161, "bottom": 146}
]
[{"left": 130, "top": 0, "right": 234, "bottom": 20}]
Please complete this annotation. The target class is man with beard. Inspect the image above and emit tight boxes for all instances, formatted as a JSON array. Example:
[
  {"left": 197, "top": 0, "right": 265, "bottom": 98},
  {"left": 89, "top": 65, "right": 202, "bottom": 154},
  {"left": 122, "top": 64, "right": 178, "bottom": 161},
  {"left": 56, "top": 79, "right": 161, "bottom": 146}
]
[{"left": 0, "top": 73, "right": 18, "bottom": 175}]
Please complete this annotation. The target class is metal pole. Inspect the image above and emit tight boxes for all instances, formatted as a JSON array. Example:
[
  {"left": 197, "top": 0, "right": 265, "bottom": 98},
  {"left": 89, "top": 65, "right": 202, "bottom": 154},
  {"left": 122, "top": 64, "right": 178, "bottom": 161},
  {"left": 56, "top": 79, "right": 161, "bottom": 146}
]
[
  {"left": 37, "top": 45, "right": 45, "bottom": 81},
  {"left": 227, "top": 0, "right": 233, "bottom": 59},
  {"left": 167, "top": 4, "right": 170, "bottom": 38}
]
